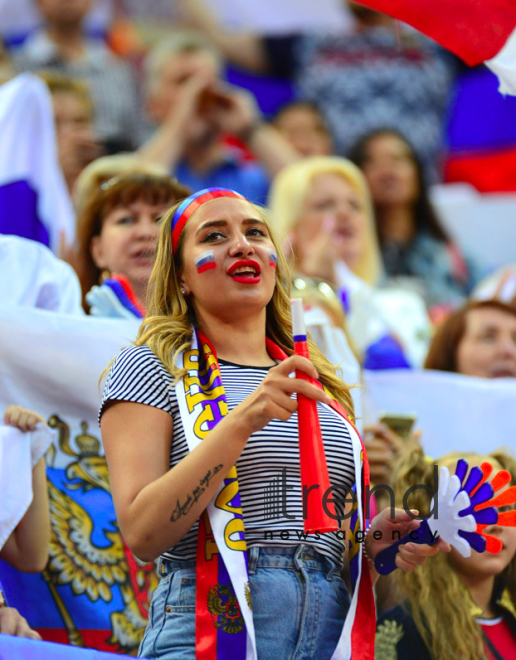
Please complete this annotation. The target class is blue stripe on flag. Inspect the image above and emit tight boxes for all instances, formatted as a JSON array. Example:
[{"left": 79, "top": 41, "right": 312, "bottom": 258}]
[
  {"left": 446, "top": 68, "right": 516, "bottom": 152},
  {"left": 0, "top": 180, "right": 50, "bottom": 246},
  {"left": 216, "top": 557, "right": 247, "bottom": 659}
]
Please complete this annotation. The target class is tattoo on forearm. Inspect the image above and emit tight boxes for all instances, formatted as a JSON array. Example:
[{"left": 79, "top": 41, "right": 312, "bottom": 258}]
[{"left": 169, "top": 464, "right": 224, "bottom": 522}]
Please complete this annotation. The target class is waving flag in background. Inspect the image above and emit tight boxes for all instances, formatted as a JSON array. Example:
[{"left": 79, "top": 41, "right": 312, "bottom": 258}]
[
  {"left": 0, "top": 307, "right": 154, "bottom": 653},
  {"left": 444, "top": 66, "right": 516, "bottom": 192},
  {"left": 354, "top": 0, "right": 516, "bottom": 192},
  {"left": 0, "top": 74, "right": 75, "bottom": 252},
  {"left": 354, "top": 0, "right": 516, "bottom": 95}
]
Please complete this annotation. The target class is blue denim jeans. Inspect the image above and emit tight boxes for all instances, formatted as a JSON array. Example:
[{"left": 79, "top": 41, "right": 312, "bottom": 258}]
[{"left": 139, "top": 544, "right": 350, "bottom": 660}]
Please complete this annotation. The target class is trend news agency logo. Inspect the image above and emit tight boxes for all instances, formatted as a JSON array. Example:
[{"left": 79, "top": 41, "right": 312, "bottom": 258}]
[{"left": 262, "top": 465, "right": 439, "bottom": 543}]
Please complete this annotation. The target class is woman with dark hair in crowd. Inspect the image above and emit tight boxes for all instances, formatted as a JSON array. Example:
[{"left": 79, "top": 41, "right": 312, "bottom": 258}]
[
  {"left": 424, "top": 299, "right": 516, "bottom": 378},
  {"left": 349, "top": 129, "right": 483, "bottom": 308},
  {"left": 74, "top": 172, "right": 190, "bottom": 315},
  {"left": 271, "top": 100, "right": 334, "bottom": 158}
]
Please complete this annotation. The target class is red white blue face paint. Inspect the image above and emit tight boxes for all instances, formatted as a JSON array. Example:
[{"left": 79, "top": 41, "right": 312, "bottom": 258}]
[
  {"left": 171, "top": 187, "right": 245, "bottom": 254},
  {"left": 194, "top": 249, "right": 216, "bottom": 274},
  {"left": 269, "top": 251, "right": 277, "bottom": 268}
]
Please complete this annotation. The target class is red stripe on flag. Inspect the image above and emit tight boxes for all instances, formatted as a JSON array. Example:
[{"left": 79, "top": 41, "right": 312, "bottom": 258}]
[
  {"left": 354, "top": 0, "right": 516, "bottom": 65},
  {"left": 196, "top": 512, "right": 219, "bottom": 660},
  {"left": 37, "top": 629, "right": 117, "bottom": 650},
  {"left": 197, "top": 262, "right": 217, "bottom": 274},
  {"left": 444, "top": 147, "right": 516, "bottom": 192}
]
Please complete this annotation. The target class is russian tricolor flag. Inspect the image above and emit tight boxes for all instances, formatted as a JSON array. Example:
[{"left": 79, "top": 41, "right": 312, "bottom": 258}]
[
  {"left": 0, "top": 74, "right": 75, "bottom": 252},
  {"left": 444, "top": 66, "right": 516, "bottom": 192},
  {"left": 195, "top": 250, "right": 216, "bottom": 274},
  {"left": 355, "top": 0, "right": 516, "bottom": 95}
]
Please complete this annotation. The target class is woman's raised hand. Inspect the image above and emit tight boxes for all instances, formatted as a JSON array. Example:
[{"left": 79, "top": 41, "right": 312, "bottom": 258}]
[
  {"left": 235, "top": 355, "right": 333, "bottom": 436},
  {"left": 366, "top": 508, "right": 451, "bottom": 574},
  {"left": 4, "top": 405, "right": 46, "bottom": 433},
  {"left": 299, "top": 215, "right": 340, "bottom": 284}
]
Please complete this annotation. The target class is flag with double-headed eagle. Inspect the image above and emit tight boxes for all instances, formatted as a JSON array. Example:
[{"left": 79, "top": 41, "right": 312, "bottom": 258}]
[
  {"left": 0, "top": 306, "right": 154, "bottom": 654},
  {"left": 354, "top": 0, "right": 516, "bottom": 95}
]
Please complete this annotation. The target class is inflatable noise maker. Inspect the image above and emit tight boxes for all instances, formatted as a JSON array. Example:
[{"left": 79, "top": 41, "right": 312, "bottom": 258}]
[
  {"left": 290, "top": 298, "right": 338, "bottom": 533},
  {"left": 375, "top": 459, "right": 516, "bottom": 575}
]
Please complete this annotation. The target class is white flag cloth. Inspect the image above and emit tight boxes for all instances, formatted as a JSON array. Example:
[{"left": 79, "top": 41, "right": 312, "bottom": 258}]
[
  {"left": 0, "top": 235, "right": 84, "bottom": 312},
  {"left": 0, "top": 306, "right": 139, "bottom": 467},
  {"left": 0, "top": 74, "right": 75, "bottom": 252},
  {"left": 363, "top": 368, "right": 516, "bottom": 458},
  {"left": 0, "top": 422, "right": 55, "bottom": 550}
]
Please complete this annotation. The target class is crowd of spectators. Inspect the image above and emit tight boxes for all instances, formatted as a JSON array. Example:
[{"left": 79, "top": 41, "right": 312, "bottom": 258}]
[{"left": 1, "top": 1, "right": 516, "bottom": 658}]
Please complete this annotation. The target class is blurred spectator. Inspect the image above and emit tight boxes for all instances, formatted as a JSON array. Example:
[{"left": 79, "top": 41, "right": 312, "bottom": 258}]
[
  {"left": 368, "top": 300, "right": 516, "bottom": 525},
  {"left": 0, "top": 0, "right": 114, "bottom": 47},
  {"left": 0, "top": 40, "right": 15, "bottom": 85},
  {"left": 179, "top": 0, "right": 455, "bottom": 180},
  {"left": 139, "top": 32, "right": 299, "bottom": 204},
  {"left": 269, "top": 156, "right": 380, "bottom": 286},
  {"left": 349, "top": 129, "right": 484, "bottom": 308},
  {"left": 377, "top": 448, "right": 516, "bottom": 659},
  {"left": 12, "top": 0, "right": 142, "bottom": 151},
  {"left": 269, "top": 156, "right": 431, "bottom": 369},
  {"left": 271, "top": 100, "right": 333, "bottom": 157},
  {"left": 74, "top": 172, "right": 189, "bottom": 313},
  {"left": 38, "top": 72, "right": 103, "bottom": 192},
  {"left": 0, "top": 235, "right": 83, "bottom": 313},
  {"left": 424, "top": 300, "right": 516, "bottom": 379},
  {"left": 73, "top": 153, "right": 168, "bottom": 216}
]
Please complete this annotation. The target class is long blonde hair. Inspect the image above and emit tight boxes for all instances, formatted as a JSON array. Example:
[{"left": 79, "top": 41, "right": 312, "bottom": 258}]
[
  {"left": 391, "top": 445, "right": 516, "bottom": 659},
  {"left": 268, "top": 156, "right": 381, "bottom": 286},
  {"left": 135, "top": 199, "right": 355, "bottom": 415}
]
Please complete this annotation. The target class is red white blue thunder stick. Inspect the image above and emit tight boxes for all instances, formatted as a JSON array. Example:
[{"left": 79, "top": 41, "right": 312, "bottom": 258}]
[{"left": 291, "top": 298, "right": 338, "bottom": 533}]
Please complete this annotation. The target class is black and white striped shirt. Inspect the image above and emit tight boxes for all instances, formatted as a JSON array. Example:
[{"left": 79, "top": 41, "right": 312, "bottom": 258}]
[{"left": 100, "top": 344, "right": 355, "bottom": 566}]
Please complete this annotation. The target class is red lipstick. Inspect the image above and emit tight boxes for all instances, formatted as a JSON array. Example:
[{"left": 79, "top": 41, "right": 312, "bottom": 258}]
[{"left": 227, "top": 259, "right": 261, "bottom": 283}]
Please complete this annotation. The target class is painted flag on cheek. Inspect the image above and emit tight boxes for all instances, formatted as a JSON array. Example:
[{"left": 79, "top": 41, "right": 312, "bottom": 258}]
[
  {"left": 354, "top": 0, "right": 516, "bottom": 95},
  {"left": 195, "top": 250, "right": 217, "bottom": 274},
  {"left": 268, "top": 252, "right": 277, "bottom": 268}
]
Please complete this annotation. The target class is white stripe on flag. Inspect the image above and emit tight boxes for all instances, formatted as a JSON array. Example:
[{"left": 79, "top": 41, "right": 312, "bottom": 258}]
[{"left": 486, "top": 25, "right": 516, "bottom": 96}]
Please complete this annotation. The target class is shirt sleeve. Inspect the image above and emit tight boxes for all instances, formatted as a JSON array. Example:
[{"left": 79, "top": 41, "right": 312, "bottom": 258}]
[
  {"left": 99, "top": 345, "right": 175, "bottom": 421},
  {"left": 262, "top": 34, "right": 300, "bottom": 79}
]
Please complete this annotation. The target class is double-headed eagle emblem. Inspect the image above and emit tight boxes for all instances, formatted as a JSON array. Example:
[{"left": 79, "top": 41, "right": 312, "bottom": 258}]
[
  {"left": 207, "top": 583, "right": 245, "bottom": 634},
  {"left": 43, "top": 415, "right": 158, "bottom": 654}
]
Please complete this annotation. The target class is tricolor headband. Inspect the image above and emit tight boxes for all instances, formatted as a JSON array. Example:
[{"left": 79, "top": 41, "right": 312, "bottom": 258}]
[{"left": 171, "top": 187, "right": 246, "bottom": 253}]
